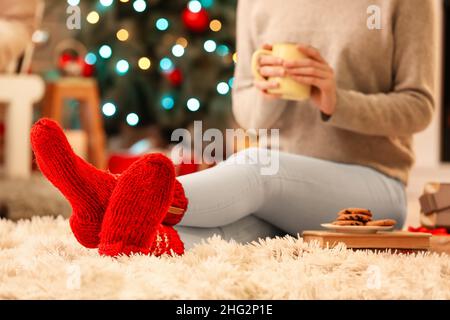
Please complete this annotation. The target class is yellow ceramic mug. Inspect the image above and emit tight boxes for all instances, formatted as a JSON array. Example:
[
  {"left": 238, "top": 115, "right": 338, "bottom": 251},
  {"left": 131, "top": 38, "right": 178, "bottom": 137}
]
[{"left": 251, "top": 43, "right": 311, "bottom": 101}]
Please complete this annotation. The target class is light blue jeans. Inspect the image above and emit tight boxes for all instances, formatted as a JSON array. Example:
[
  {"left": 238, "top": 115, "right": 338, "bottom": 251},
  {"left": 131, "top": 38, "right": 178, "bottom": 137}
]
[{"left": 175, "top": 148, "right": 407, "bottom": 250}]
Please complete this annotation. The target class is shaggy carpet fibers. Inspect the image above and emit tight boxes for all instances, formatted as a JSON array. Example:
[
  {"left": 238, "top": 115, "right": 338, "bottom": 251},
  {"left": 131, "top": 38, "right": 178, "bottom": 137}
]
[{"left": 0, "top": 216, "right": 449, "bottom": 300}]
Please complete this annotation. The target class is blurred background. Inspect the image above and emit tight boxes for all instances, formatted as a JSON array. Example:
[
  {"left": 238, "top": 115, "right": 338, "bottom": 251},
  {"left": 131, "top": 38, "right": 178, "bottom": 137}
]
[{"left": 0, "top": 0, "right": 238, "bottom": 175}]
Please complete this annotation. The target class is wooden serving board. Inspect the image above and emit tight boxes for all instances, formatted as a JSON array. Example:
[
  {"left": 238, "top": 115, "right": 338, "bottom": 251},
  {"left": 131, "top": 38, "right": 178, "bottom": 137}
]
[
  {"left": 302, "top": 231, "right": 431, "bottom": 251},
  {"left": 430, "top": 235, "right": 450, "bottom": 254}
]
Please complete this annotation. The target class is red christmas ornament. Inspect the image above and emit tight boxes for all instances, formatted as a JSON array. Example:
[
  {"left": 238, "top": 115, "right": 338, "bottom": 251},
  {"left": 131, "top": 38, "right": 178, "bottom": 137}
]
[
  {"left": 181, "top": 8, "right": 209, "bottom": 33},
  {"left": 166, "top": 68, "right": 183, "bottom": 86},
  {"left": 58, "top": 52, "right": 74, "bottom": 69},
  {"left": 57, "top": 51, "right": 94, "bottom": 77},
  {"left": 82, "top": 62, "right": 95, "bottom": 77}
]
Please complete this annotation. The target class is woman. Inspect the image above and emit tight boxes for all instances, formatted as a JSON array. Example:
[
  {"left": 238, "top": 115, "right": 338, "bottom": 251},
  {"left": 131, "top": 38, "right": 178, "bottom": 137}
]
[{"left": 30, "top": 0, "right": 436, "bottom": 256}]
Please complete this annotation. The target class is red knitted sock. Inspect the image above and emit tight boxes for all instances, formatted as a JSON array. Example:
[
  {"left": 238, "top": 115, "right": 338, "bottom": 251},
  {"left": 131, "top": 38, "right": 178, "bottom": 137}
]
[
  {"left": 163, "top": 179, "right": 188, "bottom": 226},
  {"left": 98, "top": 153, "right": 177, "bottom": 257},
  {"left": 30, "top": 119, "right": 116, "bottom": 248},
  {"left": 30, "top": 119, "right": 188, "bottom": 249}
]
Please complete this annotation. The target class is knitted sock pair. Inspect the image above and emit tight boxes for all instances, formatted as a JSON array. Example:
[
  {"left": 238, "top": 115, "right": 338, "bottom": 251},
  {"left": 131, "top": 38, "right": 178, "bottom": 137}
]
[{"left": 30, "top": 119, "right": 187, "bottom": 257}]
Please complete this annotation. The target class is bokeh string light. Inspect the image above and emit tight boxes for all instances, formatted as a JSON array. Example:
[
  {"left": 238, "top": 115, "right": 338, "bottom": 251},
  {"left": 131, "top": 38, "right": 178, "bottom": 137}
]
[
  {"left": 99, "top": 45, "right": 112, "bottom": 59},
  {"left": 156, "top": 18, "right": 169, "bottom": 31},
  {"left": 172, "top": 44, "right": 185, "bottom": 57},
  {"left": 216, "top": 82, "right": 230, "bottom": 95},
  {"left": 116, "top": 59, "right": 130, "bottom": 75},
  {"left": 209, "top": 19, "right": 222, "bottom": 32},
  {"left": 133, "top": 0, "right": 147, "bottom": 12},
  {"left": 203, "top": 40, "right": 216, "bottom": 53},
  {"left": 67, "top": 0, "right": 80, "bottom": 6},
  {"left": 102, "top": 102, "right": 117, "bottom": 117},
  {"left": 188, "top": 0, "right": 202, "bottom": 13},
  {"left": 216, "top": 44, "right": 229, "bottom": 57},
  {"left": 126, "top": 113, "right": 140, "bottom": 126},
  {"left": 86, "top": 11, "right": 100, "bottom": 24},
  {"left": 161, "top": 95, "right": 175, "bottom": 110},
  {"left": 187, "top": 98, "right": 201, "bottom": 112},
  {"left": 176, "top": 37, "right": 188, "bottom": 48},
  {"left": 138, "top": 57, "right": 151, "bottom": 70},
  {"left": 159, "top": 57, "right": 174, "bottom": 72},
  {"left": 228, "top": 77, "right": 234, "bottom": 88},
  {"left": 84, "top": 53, "right": 97, "bottom": 65},
  {"left": 116, "top": 29, "right": 129, "bottom": 41},
  {"left": 100, "top": 0, "right": 114, "bottom": 7},
  {"left": 200, "top": 0, "right": 214, "bottom": 8}
]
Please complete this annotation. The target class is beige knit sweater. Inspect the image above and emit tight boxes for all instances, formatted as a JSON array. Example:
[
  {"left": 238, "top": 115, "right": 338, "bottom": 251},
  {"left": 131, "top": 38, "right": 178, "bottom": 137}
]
[{"left": 232, "top": 0, "right": 437, "bottom": 185}]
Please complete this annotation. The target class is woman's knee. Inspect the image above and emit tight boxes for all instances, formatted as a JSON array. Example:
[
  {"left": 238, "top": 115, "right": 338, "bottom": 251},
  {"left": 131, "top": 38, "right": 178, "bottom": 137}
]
[
  {"left": 225, "top": 147, "right": 263, "bottom": 164},
  {"left": 384, "top": 204, "right": 407, "bottom": 229},
  {"left": 370, "top": 194, "right": 407, "bottom": 229},
  {"left": 224, "top": 148, "right": 279, "bottom": 175}
]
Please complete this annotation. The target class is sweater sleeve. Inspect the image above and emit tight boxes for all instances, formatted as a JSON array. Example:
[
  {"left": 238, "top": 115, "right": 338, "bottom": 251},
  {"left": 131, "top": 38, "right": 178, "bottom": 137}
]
[
  {"left": 326, "top": 0, "right": 436, "bottom": 137},
  {"left": 0, "top": 0, "right": 38, "bottom": 71},
  {"left": 231, "top": 0, "right": 289, "bottom": 130}
]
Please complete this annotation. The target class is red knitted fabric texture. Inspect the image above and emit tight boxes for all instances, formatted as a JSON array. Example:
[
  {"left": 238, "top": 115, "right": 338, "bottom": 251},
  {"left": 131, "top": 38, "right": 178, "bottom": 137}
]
[
  {"left": 30, "top": 119, "right": 188, "bottom": 251},
  {"left": 98, "top": 153, "right": 178, "bottom": 257},
  {"left": 163, "top": 179, "right": 188, "bottom": 226}
]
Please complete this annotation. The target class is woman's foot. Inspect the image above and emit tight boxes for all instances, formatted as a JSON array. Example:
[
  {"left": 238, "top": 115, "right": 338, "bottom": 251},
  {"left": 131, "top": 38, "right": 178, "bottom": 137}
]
[
  {"left": 30, "top": 118, "right": 117, "bottom": 248},
  {"left": 30, "top": 118, "right": 188, "bottom": 248},
  {"left": 98, "top": 153, "right": 176, "bottom": 257}
]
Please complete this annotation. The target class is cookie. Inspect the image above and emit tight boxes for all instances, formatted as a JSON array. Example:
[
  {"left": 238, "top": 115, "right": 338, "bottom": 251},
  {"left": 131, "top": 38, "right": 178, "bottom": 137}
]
[
  {"left": 366, "top": 219, "right": 396, "bottom": 227},
  {"left": 337, "top": 213, "right": 372, "bottom": 223},
  {"left": 337, "top": 208, "right": 372, "bottom": 217},
  {"left": 332, "top": 220, "right": 364, "bottom": 226}
]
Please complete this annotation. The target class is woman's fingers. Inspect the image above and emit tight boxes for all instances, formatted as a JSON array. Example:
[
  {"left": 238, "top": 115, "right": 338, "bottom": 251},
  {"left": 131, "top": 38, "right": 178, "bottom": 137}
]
[
  {"left": 259, "top": 55, "right": 283, "bottom": 67},
  {"left": 259, "top": 66, "right": 285, "bottom": 78},
  {"left": 285, "top": 67, "right": 331, "bottom": 79},
  {"left": 254, "top": 80, "right": 281, "bottom": 99},
  {"left": 261, "top": 92, "right": 282, "bottom": 100},
  {"left": 283, "top": 58, "right": 331, "bottom": 72},
  {"left": 254, "top": 79, "right": 280, "bottom": 91},
  {"left": 256, "top": 43, "right": 283, "bottom": 78},
  {"left": 258, "top": 43, "right": 283, "bottom": 67},
  {"left": 297, "top": 44, "right": 327, "bottom": 64},
  {"left": 291, "top": 75, "right": 330, "bottom": 90}
]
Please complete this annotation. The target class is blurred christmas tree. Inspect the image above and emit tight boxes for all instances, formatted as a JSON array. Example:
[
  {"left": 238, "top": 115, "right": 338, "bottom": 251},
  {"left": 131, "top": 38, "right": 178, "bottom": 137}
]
[{"left": 77, "top": 0, "right": 237, "bottom": 137}]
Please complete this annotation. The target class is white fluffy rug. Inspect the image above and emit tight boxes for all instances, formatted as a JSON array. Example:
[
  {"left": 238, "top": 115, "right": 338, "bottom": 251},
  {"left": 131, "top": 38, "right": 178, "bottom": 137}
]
[{"left": 0, "top": 217, "right": 449, "bottom": 300}]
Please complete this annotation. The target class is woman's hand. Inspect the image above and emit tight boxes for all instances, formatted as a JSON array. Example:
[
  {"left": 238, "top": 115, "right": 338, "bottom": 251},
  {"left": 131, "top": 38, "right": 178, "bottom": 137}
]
[
  {"left": 253, "top": 44, "right": 283, "bottom": 99},
  {"left": 284, "top": 44, "right": 337, "bottom": 116}
]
